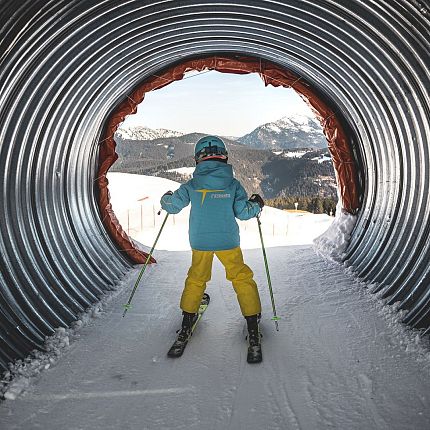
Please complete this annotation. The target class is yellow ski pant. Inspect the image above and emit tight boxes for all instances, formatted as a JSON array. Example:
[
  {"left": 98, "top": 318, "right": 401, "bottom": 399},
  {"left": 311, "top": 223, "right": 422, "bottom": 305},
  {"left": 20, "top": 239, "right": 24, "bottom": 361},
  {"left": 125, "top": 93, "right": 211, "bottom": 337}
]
[{"left": 180, "top": 247, "right": 262, "bottom": 317}]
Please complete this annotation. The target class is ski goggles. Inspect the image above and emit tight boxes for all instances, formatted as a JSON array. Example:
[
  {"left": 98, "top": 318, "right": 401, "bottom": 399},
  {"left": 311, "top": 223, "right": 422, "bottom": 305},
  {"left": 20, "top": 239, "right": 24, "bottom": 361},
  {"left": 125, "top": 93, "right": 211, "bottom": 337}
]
[{"left": 195, "top": 145, "right": 228, "bottom": 163}]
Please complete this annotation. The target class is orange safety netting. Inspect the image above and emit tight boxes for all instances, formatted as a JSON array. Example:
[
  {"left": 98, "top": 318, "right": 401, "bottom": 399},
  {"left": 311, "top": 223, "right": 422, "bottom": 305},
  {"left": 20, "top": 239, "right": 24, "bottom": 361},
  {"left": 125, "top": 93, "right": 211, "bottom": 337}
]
[{"left": 98, "top": 55, "right": 360, "bottom": 264}]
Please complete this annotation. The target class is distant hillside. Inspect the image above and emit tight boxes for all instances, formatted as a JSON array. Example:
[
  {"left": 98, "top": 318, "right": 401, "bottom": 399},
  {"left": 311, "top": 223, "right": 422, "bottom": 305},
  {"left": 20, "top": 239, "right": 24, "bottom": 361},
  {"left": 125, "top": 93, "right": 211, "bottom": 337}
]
[
  {"left": 111, "top": 133, "right": 239, "bottom": 172},
  {"left": 110, "top": 135, "right": 337, "bottom": 199},
  {"left": 260, "top": 152, "right": 337, "bottom": 198}
]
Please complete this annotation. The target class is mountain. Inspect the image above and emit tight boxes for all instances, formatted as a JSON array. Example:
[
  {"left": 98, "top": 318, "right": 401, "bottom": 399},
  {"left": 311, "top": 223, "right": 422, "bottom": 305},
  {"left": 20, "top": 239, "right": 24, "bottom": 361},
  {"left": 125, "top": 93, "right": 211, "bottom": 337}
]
[
  {"left": 115, "top": 125, "right": 184, "bottom": 141},
  {"left": 111, "top": 136, "right": 336, "bottom": 200},
  {"left": 116, "top": 113, "right": 325, "bottom": 149},
  {"left": 111, "top": 116, "right": 336, "bottom": 201},
  {"left": 237, "top": 114, "right": 326, "bottom": 150}
]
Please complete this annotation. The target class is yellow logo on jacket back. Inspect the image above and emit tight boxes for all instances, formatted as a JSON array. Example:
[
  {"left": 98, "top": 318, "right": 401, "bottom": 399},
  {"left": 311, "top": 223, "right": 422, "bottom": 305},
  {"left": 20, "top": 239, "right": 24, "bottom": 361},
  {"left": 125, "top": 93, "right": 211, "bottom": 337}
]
[{"left": 196, "top": 189, "right": 225, "bottom": 205}]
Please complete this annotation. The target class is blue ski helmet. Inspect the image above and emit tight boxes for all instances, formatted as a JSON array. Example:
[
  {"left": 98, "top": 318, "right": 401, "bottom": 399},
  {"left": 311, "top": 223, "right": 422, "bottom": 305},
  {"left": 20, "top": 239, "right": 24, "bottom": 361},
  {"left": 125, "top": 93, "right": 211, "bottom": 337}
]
[{"left": 194, "top": 135, "right": 228, "bottom": 163}]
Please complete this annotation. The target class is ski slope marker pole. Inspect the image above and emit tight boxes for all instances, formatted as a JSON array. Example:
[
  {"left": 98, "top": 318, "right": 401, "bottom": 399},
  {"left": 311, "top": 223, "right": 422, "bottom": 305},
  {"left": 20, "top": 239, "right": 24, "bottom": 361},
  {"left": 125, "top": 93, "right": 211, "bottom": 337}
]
[
  {"left": 257, "top": 214, "right": 280, "bottom": 331},
  {"left": 122, "top": 211, "right": 169, "bottom": 317}
]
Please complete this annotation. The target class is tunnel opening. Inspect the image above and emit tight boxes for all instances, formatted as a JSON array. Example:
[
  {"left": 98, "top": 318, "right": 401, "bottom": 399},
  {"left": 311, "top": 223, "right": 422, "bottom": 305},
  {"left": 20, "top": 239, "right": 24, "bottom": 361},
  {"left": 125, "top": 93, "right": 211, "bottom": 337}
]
[
  {"left": 98, "top": 54, "right": 363, "bottom": 261},
  {"left": 108, "top": 71, "right": 339, "bottom": 250}
]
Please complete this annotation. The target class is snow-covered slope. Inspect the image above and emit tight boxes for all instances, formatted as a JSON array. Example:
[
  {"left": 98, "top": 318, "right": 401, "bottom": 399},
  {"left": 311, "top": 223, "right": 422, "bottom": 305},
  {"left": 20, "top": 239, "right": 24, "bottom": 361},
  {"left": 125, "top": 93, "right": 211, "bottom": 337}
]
[
  {"left": 238, "top": 113, "right": 326, "bottom": 150},
  {"left": 273, "top": 149, "right": 309, "bottom": 158},
  {"left": 105, "top": 172, "right": 334, "bottom": 251},
  {"left": 115, "top": 125, "right": 184, "bottom": 141},
  {"left": 166, "top": 167, "right": 194, "bottom": 178},
  {"left": 1, "top": 242, "right": 430, "bottom": 429}
]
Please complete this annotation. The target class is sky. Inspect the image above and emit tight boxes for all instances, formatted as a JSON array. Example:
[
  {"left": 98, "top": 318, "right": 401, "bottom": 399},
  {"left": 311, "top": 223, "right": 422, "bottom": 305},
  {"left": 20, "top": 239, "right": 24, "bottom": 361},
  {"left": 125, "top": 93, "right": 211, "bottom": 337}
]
[{"left": 122, "top": 71, "right": 314, "bottom": 137}]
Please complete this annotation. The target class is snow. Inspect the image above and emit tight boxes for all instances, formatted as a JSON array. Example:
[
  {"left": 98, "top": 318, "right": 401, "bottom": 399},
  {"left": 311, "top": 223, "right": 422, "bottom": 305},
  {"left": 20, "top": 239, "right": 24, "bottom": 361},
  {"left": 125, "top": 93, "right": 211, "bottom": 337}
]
[
  {"left": 115, "top": 125, "right": 184, "bottom": 141},
  {"left": 1, "top": 248, "right": 429, "bottom": 428},
  {"left": 105, "top": 172, "right": 334, "bottom": 251},
  {"left": 282, "top": 150, "right": 308, "bottom": 158},
  {"left": 1, "top": 174, "right": 430, "bottom": 430},
  {"left": 313, "top": 201, "right": 357, "bottom": 261},
  {"left": 252, "top": 114, "right": 321, "bottom": 139},
  {"left": 312, "top": 155, "right": 332, "bottom": 163},
  {"left": 0, "top": 270, "right": 137, "bottom": 401},
  {"left": 276, "top": 114, "right": 321, "bottom": 133},
  {"left": 261, "top": 114, "right": 320, "bottom": 135},
  {"left": 166, "top": 167, "right": 195, "bottom": 177},
  {"left": 266, "top": 124, "right": 282, "bottom": 133}
]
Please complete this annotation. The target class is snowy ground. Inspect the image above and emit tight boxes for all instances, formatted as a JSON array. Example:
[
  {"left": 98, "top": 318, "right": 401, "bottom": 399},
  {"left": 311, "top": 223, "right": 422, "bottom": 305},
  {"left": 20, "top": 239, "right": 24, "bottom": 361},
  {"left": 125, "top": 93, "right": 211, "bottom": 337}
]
[
  {"left": 1, "top": 248, "right": 429, "bottom": 429},
  {"left": 105, "top": 172, "right": 334, "bottom": 251},
  {"left": 1, "top": 174, "right": 429, "bottom": 429}
]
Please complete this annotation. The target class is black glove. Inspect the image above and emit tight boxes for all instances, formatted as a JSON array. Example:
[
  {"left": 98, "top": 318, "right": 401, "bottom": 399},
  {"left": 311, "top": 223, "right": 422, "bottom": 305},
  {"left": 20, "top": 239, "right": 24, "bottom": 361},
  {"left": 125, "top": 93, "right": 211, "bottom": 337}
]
[
  {"left": 249, "top": 194, "right": 264, "bottom": 209},
  {"left": 163, "top": 190, "right": 173, "bottom": 197}
]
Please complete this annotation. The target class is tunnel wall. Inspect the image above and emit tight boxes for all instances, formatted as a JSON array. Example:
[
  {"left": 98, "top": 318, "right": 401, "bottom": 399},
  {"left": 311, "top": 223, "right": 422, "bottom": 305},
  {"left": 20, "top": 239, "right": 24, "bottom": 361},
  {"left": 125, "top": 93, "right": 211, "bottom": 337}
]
[{"left": 0, "top": 0, "right": 429, "bottom": 372}]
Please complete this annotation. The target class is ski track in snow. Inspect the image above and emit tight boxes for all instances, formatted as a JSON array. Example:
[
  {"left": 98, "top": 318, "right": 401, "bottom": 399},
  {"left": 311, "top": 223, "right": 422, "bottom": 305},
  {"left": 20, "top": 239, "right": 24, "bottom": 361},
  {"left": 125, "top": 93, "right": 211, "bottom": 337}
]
[{"left": 1, "top": 246, "right": 430, "bottom": 429}]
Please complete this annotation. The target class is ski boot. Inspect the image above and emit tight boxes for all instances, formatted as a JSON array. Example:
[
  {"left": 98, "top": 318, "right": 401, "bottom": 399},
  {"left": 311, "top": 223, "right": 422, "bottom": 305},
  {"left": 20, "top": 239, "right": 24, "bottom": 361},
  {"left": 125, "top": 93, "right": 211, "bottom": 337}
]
[
  {"left": 167, "top": 311, "right": 198, "bottom": 357},
  {"left": 167, "top": 294, "right": 210, "bottom": 358},
  {"left": 245, "top": 314, "right": 262, "bottom": 363}
]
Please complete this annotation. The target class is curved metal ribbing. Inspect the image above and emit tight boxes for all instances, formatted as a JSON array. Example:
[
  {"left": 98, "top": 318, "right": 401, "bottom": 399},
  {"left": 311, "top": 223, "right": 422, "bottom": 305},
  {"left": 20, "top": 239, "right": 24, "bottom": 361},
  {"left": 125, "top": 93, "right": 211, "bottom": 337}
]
[{"left": 0, "top": 0, "right": 429, "bottom": 372}]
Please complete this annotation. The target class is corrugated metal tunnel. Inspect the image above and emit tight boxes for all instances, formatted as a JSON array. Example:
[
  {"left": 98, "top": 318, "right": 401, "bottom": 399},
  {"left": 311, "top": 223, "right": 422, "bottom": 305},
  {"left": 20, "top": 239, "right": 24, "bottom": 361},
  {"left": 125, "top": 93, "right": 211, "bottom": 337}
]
[{"left": 0, "top": 0, "right": 429, "bottom": 373}]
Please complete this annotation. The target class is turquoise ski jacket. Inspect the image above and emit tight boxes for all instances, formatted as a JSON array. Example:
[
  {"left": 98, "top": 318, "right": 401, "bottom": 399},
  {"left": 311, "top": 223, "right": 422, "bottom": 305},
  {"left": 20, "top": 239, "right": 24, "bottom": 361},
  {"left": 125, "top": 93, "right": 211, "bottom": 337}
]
[{"left": 160, "top": 160, "right": 261, "bottom": 251}]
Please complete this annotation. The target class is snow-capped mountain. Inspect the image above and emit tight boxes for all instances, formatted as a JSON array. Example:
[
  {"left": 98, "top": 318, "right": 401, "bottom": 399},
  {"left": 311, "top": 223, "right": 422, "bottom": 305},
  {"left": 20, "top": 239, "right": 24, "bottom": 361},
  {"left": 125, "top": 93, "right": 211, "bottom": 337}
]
[
  {"left": 238, "top": 114, "right": 327, "bottom": 150},
  {"left": 115, "top": 125, "right": 184, "bottom": 141},
  {"left": 115, "top": 114, "right": 327, "bottom": 150}
]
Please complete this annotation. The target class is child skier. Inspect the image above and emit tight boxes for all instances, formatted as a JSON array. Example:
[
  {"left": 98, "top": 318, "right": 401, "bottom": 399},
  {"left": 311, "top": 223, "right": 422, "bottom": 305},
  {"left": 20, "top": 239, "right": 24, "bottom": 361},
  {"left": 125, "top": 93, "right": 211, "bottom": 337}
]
[{"left": 161, "top": 136, "right": 264, "bottom": 363}]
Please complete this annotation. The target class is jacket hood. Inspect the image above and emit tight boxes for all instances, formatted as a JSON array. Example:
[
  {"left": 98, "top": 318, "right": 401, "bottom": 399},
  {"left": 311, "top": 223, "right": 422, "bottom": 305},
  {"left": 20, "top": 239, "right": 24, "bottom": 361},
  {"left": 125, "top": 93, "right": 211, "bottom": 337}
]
[{"left": 192, "top": 160, "right": 234, "bottom": 189}]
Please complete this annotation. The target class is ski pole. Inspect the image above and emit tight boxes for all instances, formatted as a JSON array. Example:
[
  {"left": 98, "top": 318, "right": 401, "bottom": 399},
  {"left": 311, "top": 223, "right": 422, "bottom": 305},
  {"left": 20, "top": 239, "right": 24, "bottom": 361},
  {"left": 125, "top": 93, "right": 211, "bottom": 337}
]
[
  {"left": 122, "top": 211, "right": 169, "bottom": 317},
  {"left": 257, "top": 214, "right": 280, "bottom": 331}
]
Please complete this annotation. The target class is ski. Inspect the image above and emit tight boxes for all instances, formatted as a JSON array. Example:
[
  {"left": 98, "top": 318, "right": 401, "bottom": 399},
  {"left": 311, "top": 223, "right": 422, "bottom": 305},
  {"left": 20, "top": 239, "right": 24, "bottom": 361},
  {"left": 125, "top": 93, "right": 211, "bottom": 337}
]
[
  {"left": 247, "top": 343, "right": 262, "bottom": 364},
  {"left": 167, "top": 293, "right": 210, "bottom": 358},
  {"left": 246, "top": 322, "right": 263, "bottom": 364}
]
